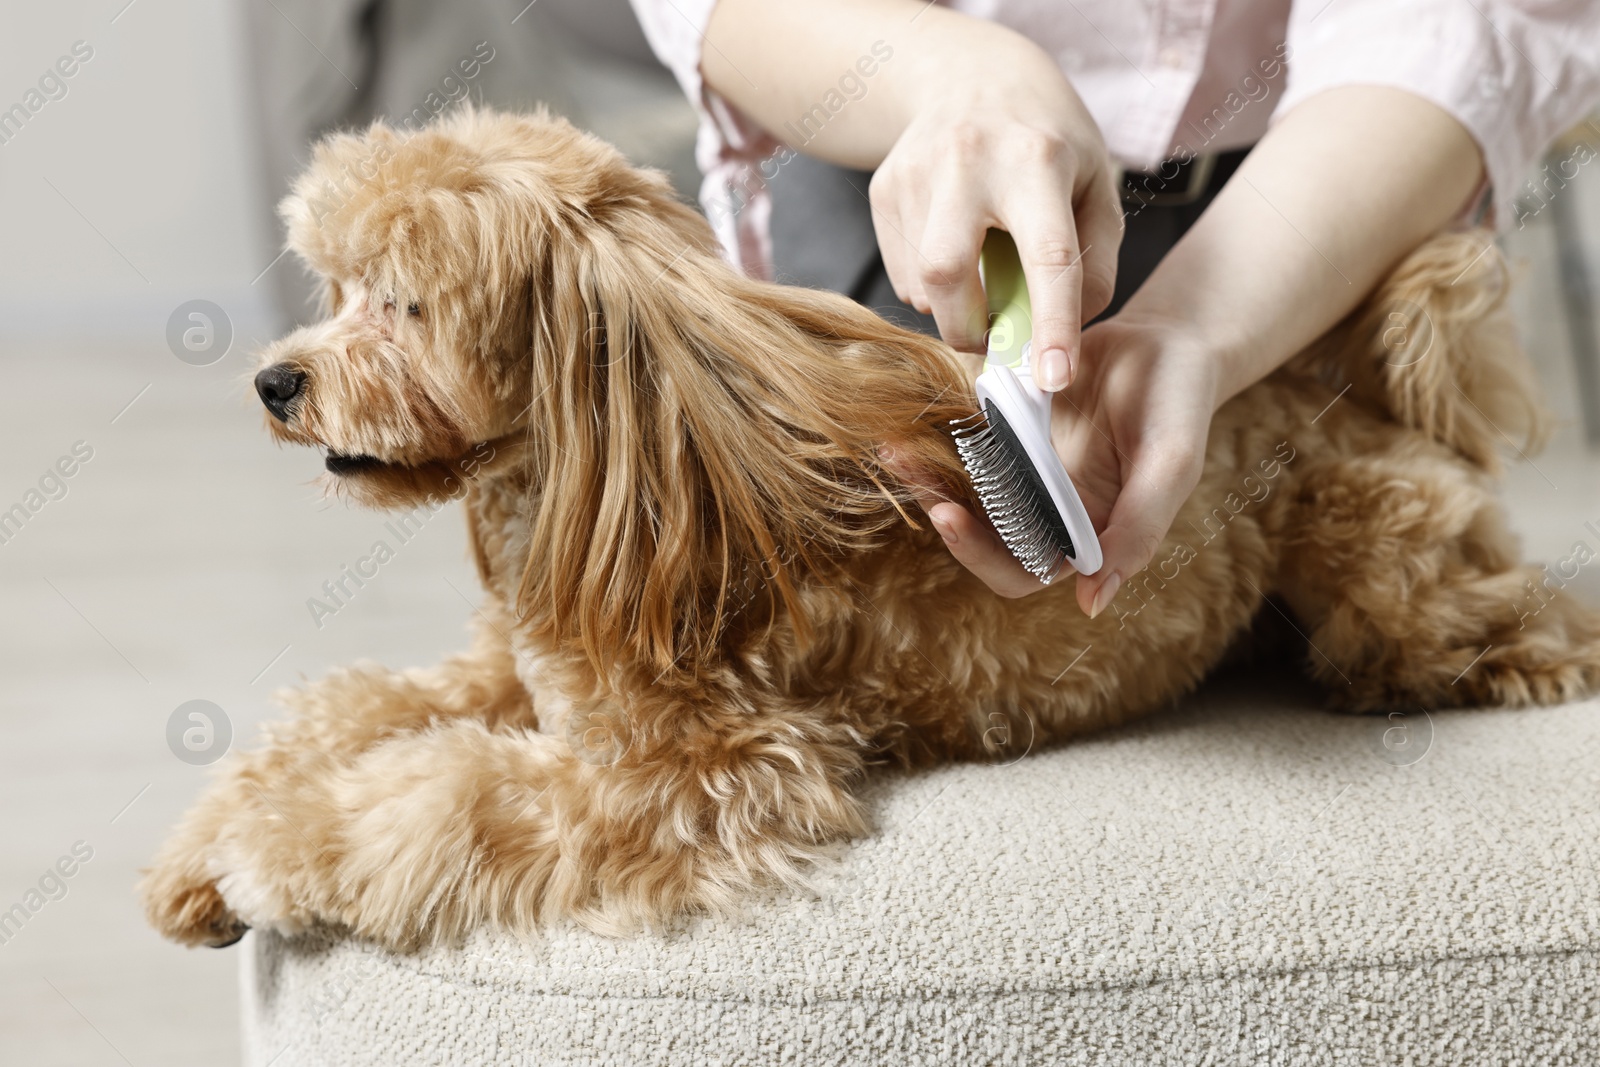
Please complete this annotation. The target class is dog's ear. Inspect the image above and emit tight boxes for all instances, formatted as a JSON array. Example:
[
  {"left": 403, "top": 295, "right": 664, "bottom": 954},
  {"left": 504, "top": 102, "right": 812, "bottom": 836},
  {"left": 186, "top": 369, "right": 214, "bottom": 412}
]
[{"left": 514, "top": 183, "right": 973, "bottom": 681}]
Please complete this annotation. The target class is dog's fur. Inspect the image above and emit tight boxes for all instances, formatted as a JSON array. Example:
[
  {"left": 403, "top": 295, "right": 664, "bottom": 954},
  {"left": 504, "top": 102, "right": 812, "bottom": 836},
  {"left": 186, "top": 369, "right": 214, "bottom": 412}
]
[{"left": 144, "top": 108, "right": 1600, "bottom": 951}]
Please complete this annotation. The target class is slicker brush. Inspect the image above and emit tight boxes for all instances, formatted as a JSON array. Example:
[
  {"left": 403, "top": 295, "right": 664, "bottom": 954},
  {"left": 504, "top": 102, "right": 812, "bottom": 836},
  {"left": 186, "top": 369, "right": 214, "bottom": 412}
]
[{"left": 951, "top": 231, "right": 1103, "bottom": 583}]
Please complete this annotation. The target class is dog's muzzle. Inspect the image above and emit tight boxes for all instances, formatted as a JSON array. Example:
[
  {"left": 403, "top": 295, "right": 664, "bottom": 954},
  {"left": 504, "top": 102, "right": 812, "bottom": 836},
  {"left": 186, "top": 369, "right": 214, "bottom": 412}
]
[{"left": 254, "top": 363, "right": 307, "bottom": 423}]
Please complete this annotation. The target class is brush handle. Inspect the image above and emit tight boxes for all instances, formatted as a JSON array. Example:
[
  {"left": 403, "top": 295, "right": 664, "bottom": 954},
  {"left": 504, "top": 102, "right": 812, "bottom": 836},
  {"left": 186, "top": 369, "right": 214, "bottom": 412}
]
[
  {"left": 981, "top": 229, "right": 1032, "bottom": 368},
  {"left": 980, "top": 229, "right": 1052, "bottom": 448}
]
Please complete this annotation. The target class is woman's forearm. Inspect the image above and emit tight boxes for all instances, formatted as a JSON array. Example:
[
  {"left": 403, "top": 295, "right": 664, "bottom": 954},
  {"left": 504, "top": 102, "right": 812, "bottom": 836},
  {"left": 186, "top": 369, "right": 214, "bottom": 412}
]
[
  {"left": 1121, "top": 85, "right": 1486, "bottom": 406},
  {"left": 702, "top": 0, "right": 1063, "bottom": 170}
]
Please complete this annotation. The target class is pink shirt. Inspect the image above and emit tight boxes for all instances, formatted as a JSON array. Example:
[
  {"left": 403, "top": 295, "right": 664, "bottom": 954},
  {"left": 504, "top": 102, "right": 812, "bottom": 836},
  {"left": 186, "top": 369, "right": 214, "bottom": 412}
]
[{"left": 630, "top": 0, "right": 1600, "bottom": 280}]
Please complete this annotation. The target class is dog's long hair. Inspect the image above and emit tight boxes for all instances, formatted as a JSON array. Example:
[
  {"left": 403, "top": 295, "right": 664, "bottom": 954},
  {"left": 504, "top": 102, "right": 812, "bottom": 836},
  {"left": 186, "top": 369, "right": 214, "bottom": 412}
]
[{"left": 284, "top": 108, "right": 976, "bottom": 680}]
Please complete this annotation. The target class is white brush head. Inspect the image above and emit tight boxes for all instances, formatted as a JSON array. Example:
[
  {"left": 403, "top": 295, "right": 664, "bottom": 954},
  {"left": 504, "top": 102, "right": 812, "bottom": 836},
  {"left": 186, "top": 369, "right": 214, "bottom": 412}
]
[{"left": 952, "top": 354, "right": 1103, "bottom": 582}]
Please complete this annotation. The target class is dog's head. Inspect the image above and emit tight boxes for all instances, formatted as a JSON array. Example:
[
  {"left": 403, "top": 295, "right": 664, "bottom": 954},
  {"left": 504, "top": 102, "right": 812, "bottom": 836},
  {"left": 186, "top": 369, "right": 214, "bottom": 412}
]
[
  {"left": 257, "top": 107, "right": 973, "bottom": 676},
  {"left": 255, "top": 107, "right": 685, "bottom": 506}
]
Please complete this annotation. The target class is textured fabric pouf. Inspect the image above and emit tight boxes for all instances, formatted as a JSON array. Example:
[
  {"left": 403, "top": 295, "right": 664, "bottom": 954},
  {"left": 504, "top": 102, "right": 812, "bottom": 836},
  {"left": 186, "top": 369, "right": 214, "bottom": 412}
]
[{"left": 239, "top": 674, "right": 1600, "bottom": 1066}]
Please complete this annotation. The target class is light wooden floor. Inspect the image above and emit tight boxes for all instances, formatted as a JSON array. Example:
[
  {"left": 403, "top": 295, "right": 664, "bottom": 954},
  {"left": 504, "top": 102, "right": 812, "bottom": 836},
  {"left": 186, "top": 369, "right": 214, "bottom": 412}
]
[{"left": 1, "top": 175, "right": 1597, "bottom": 1067}]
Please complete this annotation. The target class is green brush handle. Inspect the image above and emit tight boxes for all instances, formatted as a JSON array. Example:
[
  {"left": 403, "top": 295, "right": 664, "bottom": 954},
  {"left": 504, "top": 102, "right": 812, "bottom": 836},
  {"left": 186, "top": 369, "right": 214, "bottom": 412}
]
[{"left": 981, "top": 229, "right": 1032, "bottom": 368}]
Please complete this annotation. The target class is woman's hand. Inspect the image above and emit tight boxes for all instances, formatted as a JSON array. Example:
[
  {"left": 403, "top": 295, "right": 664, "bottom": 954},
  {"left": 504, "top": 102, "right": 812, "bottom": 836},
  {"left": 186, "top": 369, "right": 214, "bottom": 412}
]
[
  {"left": 867, "top": 52, "right": 1123, "bottom": 387},
  {"left": 885, "top": 317, "right": 1218, "bottom": 616},
  {"left": 703, "top": 0, "right": 1123, "bottom": 387}
]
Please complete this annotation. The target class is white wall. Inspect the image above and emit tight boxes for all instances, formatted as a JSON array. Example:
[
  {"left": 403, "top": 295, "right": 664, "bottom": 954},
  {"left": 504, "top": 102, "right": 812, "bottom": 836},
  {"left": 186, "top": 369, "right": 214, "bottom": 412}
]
[{"left": 0, "top": 0, "right": 275, "bottom": 340}]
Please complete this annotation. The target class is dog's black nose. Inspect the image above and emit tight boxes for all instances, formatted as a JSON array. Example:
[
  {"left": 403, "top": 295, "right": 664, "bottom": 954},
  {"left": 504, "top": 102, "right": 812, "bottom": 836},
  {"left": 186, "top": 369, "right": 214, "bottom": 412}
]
[{"left": 254, "top": 364, "right": 307, "bottom": 422}]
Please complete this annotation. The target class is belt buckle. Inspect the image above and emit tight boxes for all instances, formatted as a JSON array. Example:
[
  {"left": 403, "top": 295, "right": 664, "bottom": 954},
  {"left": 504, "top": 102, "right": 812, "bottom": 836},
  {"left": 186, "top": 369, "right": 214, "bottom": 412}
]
[{"left": 1121, "top": 153, "right": 1217, "bottom": 209}]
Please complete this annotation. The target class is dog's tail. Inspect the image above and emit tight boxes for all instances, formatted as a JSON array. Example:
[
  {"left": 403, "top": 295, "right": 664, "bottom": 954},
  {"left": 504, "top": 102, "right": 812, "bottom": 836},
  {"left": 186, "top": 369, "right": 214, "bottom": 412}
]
[{"left": 1292, "top": 229, "right": 1548, "bottom": 474}]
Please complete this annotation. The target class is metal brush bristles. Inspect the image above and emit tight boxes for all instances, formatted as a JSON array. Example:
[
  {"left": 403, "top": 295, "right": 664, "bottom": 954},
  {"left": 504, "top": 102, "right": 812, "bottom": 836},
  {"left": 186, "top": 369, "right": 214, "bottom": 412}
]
[{"left": 951, "top": 406, "right": 1074, "bottom": 584}]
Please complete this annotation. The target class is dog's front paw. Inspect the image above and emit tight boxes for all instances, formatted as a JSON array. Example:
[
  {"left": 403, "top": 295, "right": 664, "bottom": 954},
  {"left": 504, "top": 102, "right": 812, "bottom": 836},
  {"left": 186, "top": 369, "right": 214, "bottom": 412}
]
[{"left": 140, "top": 863, "right": 249, "bottom": 948}]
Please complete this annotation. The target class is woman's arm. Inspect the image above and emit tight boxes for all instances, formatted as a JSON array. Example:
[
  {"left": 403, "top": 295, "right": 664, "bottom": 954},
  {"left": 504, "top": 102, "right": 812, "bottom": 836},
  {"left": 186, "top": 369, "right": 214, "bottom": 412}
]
[{"left": 1130, "top": 85, "right": 1485, "bottom": 406}]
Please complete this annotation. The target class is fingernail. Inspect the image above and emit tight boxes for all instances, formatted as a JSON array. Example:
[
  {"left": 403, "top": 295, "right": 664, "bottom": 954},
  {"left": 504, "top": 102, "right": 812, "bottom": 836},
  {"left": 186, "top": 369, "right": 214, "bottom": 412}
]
[
  {"left": 1039, "top": 347, "right": 1070, "bottom": 391},
  {"left": 877, "top": 444, "right": 895, "bottom": 464},
  {"left": 1065, "top": 346, "right": 1078, "bottom": 386},
  {"left": 1088, "top": 571, "right": 1121, "bottom": 618},
  {"left": 932, "top": 517, "right": 957, "bottom": 545}
]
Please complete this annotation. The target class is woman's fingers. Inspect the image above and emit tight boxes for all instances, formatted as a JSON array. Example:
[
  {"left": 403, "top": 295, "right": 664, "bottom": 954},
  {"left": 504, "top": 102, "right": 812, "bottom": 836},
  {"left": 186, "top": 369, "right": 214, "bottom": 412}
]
[
  {"left": 1008, "top": 189, "right": 1086, "bottom": 394},
  {"left": 1073, "top": 453, "right": 1198, "bottom": 619},
  {"left": 867, "top": 170, "right": 921, "bottom": 310},
  {"left": 918, "top": 186, "right": 990, "bottom": 353},
  {"left": 875, "top": 166, "right": 989, "bottom": 344},
  {"left": 1074, "top": 165, "right": 1125, "bottom": 323},
  {"left": 926, "top": 502, "right": 1045, "bottom": 598},
  {"left": 878, "top": 446, "right": 1046, "bottom": 598}
]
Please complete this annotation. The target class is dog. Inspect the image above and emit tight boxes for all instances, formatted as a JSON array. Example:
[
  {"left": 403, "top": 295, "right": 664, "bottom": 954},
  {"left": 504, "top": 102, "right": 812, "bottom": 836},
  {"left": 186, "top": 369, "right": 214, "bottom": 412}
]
[{"left": 143, "top": 107, "right": 1600, "bottom": 951}]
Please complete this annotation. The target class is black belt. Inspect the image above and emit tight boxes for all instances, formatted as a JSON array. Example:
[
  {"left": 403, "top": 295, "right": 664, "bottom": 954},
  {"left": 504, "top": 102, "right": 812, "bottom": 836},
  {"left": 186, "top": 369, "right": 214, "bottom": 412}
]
[{"left": 1120, "top": 148, "right": 1250, "bottom": 210}]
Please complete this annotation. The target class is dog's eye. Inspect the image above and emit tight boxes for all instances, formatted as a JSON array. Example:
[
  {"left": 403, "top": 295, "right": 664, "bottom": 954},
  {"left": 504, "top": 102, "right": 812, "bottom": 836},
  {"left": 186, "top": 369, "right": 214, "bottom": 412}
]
[
  {"left": 407, "top": 302, "right": 422, "bottom": 317},
  {"left": 383, "top": 298, "right": 396, "bottom": 313}
]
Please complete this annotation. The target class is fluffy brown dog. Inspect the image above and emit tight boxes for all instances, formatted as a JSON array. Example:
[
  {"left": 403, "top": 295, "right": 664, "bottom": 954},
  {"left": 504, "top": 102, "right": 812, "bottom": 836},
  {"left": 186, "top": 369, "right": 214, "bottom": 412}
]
[{"left": 144, "top": 108, "right": 1600, "bottom": 951}]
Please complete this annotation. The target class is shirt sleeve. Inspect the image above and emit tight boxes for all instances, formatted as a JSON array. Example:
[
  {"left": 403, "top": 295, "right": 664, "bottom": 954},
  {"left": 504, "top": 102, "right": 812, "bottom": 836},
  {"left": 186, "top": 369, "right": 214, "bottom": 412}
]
[
  {"left": 1278, "top": 0, "right": 1600, "bottom": 230},
  {"left": 628, "top": 0, "right": 781, "bottom": 278}
]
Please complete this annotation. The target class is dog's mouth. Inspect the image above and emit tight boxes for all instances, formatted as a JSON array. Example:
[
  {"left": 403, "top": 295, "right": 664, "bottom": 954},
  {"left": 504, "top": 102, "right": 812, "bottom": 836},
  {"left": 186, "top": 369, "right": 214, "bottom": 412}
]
[
  {"left": 325, "top": 451, "right": 392, "bottom": 476},
  {"left": 317, "top": 438, "right": 512, "bottom": 503}
]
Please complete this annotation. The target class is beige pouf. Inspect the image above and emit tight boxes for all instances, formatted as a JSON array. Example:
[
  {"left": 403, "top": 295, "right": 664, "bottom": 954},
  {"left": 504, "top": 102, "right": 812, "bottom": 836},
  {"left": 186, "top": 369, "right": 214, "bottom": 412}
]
[{"left": 239, "top": 674, "right": 1600, "bottom": 1065}]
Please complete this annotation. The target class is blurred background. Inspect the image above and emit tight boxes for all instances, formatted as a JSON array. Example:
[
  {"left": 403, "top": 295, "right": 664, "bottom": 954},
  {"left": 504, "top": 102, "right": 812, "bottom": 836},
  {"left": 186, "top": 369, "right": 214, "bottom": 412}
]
[{"left": 0, "top": 1, "right": 1596, "bottom": 1064}]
